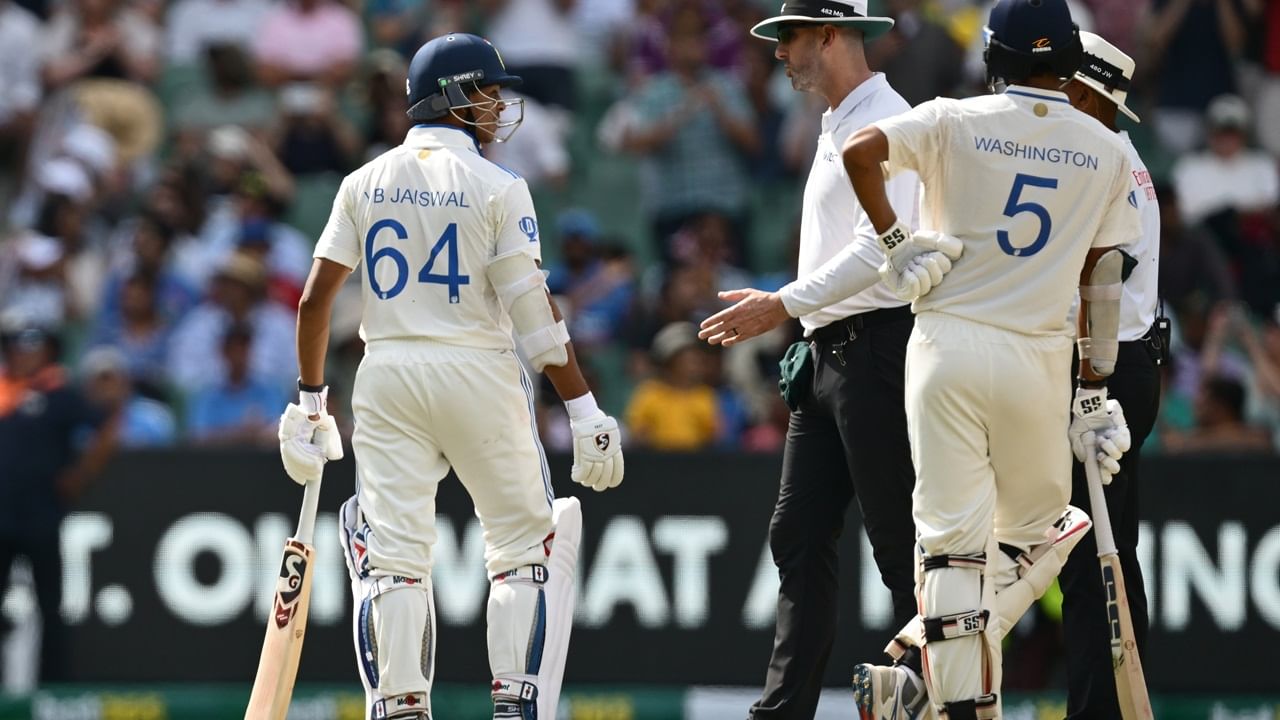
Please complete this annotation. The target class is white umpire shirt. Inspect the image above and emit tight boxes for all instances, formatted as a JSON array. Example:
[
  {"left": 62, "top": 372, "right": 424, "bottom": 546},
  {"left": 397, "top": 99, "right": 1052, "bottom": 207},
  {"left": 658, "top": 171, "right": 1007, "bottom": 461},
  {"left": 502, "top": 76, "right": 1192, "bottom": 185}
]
[
  {"left": 1118, "top": 130, "right": 1159, "bottom": 342},
  {"left": 777, "top": 73, "right": 921, "bottom": 333},
  {"left": 314, "top": 124, "right": 543, "bottom": 350}
]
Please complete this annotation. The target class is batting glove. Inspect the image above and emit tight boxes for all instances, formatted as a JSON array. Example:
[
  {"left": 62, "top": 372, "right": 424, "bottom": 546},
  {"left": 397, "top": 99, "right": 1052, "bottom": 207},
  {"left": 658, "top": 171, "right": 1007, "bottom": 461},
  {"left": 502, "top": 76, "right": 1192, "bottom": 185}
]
[
  {"left": 565, "top": 393, "right": 623, "bottom": 492},
  {"left": 876, "top": 221, "right": 964, "bottom": 302},
  {"left": 1068, "top": 387, "right": 1131, "bottom": 484},
  {"left": 278, "top": 390, "right": 344, "bottom": 485}
]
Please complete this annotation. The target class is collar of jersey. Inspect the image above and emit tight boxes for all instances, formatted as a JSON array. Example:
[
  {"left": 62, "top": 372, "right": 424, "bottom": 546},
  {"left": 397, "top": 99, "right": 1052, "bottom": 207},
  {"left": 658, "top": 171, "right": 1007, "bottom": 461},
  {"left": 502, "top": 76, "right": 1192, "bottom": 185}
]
[
  {"left": 1003, "top": 85, "right": 1071, "bottom": 105},
  {"left": 406, "top": 124, "right": 481, "bottom": 153},
  {"left": 823, "top": 72, "right": 889, "bottom": 131}
]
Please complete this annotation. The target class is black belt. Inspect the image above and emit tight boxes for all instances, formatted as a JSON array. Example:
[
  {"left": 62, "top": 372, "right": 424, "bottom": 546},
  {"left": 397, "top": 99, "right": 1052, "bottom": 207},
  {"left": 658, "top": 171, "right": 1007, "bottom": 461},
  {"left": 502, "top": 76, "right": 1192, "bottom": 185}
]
[{"left": 810, "top": 305, "right": 913, "bottom": 345}]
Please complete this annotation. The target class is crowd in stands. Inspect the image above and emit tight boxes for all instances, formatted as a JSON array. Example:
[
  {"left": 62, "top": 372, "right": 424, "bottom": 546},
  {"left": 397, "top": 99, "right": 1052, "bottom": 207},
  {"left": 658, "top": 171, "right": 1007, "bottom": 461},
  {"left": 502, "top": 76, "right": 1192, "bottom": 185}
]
[{"left": 0, "top": 0, "right": 1277, "bottom": 455}]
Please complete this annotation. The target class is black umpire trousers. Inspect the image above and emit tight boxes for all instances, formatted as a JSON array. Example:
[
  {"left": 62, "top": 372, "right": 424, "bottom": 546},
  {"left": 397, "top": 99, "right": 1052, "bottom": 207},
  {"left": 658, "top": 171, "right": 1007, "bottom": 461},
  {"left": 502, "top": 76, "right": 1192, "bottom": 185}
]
[
  {"left": 1060, "top": 338, "right": 1161, "bottom": 720},
  {"left": 750, "top": 306, "right": 919, "bottom": 720}
]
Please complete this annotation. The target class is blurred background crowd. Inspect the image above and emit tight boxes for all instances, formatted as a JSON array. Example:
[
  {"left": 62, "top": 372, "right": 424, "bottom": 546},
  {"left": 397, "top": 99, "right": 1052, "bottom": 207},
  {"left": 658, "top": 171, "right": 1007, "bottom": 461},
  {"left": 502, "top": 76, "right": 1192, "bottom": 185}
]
[{"left": 0, "top": 0, "right": 1278, "bottom": 457}]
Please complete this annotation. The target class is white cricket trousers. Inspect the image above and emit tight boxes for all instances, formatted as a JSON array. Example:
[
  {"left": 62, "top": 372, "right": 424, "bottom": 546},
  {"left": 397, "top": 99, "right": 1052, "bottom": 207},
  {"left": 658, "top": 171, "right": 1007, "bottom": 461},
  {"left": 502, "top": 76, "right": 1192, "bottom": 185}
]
[
  {"left": 905, "top": 312, "right": 1074, "bottom": 708},
  {"left": 349, "top": 339, "right": 554, "bottom": 580}
]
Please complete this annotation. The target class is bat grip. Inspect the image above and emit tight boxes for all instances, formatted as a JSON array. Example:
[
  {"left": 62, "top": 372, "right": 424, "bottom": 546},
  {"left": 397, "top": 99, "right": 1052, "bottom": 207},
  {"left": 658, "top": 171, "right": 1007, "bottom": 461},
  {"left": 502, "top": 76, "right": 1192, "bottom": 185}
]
[
  {"left": 295, "top": 479, "right": 322, "bottom": 545},
  {"left": 1082, "top": 431, "right": 1119, "bottom": 557}
]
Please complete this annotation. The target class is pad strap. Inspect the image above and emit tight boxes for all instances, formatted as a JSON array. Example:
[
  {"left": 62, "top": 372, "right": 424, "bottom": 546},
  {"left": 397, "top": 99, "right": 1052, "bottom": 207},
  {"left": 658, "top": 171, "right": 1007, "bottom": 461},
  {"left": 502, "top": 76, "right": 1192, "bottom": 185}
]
[
  {"left": 921, "top": 552, "right": 987, "bottom": 572},
  {"left": 940, "top": 694, "right": 999, "bottom": 720},
  {"left": 1079, "top": 282, "right": 1122, "bottom": 302},
  {"left": 495, "top": 269, "right": 547, "bottom": 309},
  {"left": 923, "top": 610, "right": 989, "bottom": 642},
  {"left": 493, "top": 564, "right": 549, "bottom": 585},
  {"left": 492, "top": 676, "right": 539, "bottom": 720},
  {"left": 371, "top": 692, "right": 431, "bottom": 719},
  {"left": 519, "top": 320, "right": 570, "bottom": 360}
]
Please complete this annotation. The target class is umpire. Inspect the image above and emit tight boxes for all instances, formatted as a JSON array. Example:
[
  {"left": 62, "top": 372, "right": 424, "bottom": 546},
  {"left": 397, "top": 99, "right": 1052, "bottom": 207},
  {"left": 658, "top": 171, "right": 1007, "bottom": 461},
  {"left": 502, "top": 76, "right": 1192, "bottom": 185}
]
[
  {"left": 1061, "top": 33, "right": 1163, "bottom": 720},
  {"left": 698, "top": 2, "right": 921, "bottom": 716}
]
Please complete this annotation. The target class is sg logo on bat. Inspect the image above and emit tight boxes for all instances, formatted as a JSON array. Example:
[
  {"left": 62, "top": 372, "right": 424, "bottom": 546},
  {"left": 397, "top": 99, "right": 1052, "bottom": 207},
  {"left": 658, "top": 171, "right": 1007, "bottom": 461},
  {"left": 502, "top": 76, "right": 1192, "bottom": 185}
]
[{"left": 273, "top": 541, "right": 310, "bottom": 629}]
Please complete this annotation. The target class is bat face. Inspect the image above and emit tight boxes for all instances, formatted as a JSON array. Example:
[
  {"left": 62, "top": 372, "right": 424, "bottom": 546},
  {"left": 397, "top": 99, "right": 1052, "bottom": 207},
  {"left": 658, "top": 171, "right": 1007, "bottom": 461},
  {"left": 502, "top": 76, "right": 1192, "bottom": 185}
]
[
  {"left": 1101, "top": 562, "right": 1124, "bottom": 663},
  {"left": 1101, "top": 555, "right": 1154, "bottom": 720},
  {"left": 246, "top": 538, "right": 316, "bottom": 720}
]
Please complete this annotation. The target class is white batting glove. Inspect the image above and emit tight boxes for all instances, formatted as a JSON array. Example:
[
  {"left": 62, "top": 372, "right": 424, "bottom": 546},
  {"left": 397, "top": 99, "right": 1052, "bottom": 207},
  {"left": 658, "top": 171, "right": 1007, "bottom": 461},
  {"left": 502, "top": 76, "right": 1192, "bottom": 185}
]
[
  {"left": 1069, "top": 387, "right": 1131, "bottom": 484},
  {"left": 876, "top": 222, "right": 964, "bottom": 301},
  {"left": 278, "top": 393, "right": 344, "bottom": 486},
  {"left": 565, "top": 393, "right": 623, "bottom": 492}
]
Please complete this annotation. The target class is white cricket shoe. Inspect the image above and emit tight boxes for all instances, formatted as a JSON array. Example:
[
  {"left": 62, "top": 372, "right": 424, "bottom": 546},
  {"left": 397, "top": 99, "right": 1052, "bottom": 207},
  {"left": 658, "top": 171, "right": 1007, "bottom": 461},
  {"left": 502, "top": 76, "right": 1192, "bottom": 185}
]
[{"left": 851, "top": 663, "right": 932, "bottom": 720}]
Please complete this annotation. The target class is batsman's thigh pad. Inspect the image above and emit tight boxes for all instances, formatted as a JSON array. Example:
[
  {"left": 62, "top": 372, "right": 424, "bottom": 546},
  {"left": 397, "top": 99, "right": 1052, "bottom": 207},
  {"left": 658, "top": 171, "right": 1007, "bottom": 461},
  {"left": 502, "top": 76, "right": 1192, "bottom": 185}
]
[
  {"left": 488, "top": 498, "right": 581, "bottom": 720},
  {"left": 988, "top": 504, "right": 1091, "bottom": 641},
  {"left": 350, "top": 573, "right": 436, "bottom": 719}
]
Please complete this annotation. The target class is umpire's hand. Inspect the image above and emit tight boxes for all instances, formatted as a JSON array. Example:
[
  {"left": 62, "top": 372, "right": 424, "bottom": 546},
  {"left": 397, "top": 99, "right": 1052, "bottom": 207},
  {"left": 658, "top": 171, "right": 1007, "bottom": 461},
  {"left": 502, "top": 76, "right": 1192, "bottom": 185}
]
[{"left": 699, "top": 288, "right": 790, "bottom": 347}]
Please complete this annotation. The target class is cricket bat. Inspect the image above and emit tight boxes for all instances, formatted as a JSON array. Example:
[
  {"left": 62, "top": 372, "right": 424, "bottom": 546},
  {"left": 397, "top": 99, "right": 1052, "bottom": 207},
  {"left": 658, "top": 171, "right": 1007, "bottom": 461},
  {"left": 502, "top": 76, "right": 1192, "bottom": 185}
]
[
  {"left": 245, "top": 476, "right": 322, "bottom": 720},
  {"left": 1083, "top": 432, "right": 1154, "bottom": 720}
]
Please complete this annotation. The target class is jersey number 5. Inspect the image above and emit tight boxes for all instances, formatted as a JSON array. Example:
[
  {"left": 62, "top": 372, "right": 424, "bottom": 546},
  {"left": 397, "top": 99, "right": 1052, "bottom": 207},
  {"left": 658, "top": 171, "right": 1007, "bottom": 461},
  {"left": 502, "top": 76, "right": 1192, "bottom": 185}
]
[
  {"left": 365, "top": 219, "right": 470, "bottom": 303},
  {"left": 998, "top": 173, "right": 1058, "bottom": 258}
]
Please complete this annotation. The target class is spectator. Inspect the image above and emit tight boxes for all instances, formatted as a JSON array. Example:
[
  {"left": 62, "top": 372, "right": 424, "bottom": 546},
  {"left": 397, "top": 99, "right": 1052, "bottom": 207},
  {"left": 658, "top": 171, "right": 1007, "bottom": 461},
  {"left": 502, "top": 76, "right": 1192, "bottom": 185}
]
[
  {"left": 88, "top": 272, "right": 174, "bottom": 392},
  {"left": 185, "top": 322, "right": 281, "bottom": 445},
  {"left": 481, "top": 0, "right": 581, "bottom": 111},
  {"left": 1172, "top": 95, "right": 1279, "bottom": 225},
  {"left": 100, "top": 210, "right": 199, "bottom": 325},
  {"left": 41, "top": 0, "right": 160, "bottom": 89},
  {"left": 196, "top": 169, "right": 309, "bottom": 295},
  {"left": 626, "top": 264, "right": 724, "bottom": 379},
  {"left": 1145, "top": 0, "right": 1247, "bottom": 154},
  {"left": 166, "top": 251, "right": 296, "bottom": 393},
  {"left": 253, "top": 0, "right": 363, "bottom": 89},
  {"left": 80, "top": 345, "right": 175, "bottom": 447},
  {"left": 621, "top": 11, "right": 759, "bottom": 260},
  {"left": 269, "top": 83, "right": 362, "bottom": 176},
  {"left": 364, "top": 0, "right": 431, "bottom": 58},
  {"left": 171, "top": 44, "right": 277, "bottom": 144},
  {"left": 0, "top": 0, "right": 42, "bottom": 173},
  {"left": 0, "top": 323, "right": 118, "bottom": 682},
  {"left": 1164, "top": 375, "right": 1273, "bottom": 453},
  {"left": 165, "top": 0, "right": 270, "bottom": 65},
  {"left": 625, "top": 321, "right": 719, "bottom": 451},
  {"left": 1158, "top": 183, "right": 1237, "bottom": 310},
  {"left": 545, "top": 210, "right": 636, "bottom": 348},
  {"left": 1, "top": 231, "right": 67, "bottom": 328},
  {"left": 867, "top": 0, "right": 965, "bottom": 106},
  {"left": 360, "top": 49, "right": 413, "bottom": 161}
]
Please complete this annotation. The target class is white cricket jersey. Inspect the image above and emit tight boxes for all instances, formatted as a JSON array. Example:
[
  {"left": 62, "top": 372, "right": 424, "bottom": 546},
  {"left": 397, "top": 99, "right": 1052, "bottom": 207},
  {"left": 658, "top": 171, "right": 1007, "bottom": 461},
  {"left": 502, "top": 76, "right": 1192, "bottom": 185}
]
[
  {"left": 875, "top": 86, "right": 1141, "bottom": 337},
  {"left": 778, "top": 73, "right": 921, "bottom": 333},
  {"left": 314, "top": 125, "right": 542, "bottom": 349},
  {"left": 1118, "top": 131, "right": 1159, "bottom": 341}
]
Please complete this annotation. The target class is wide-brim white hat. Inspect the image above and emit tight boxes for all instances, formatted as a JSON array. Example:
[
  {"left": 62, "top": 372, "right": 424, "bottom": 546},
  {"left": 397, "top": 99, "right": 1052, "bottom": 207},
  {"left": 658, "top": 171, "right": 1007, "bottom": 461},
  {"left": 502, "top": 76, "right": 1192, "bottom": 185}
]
[
  {"left": 1074, "top": 31, "right": 1140, "bottom": 123},
  {"left": 751, "top": 0, "right": 895, "bottom": 42}
]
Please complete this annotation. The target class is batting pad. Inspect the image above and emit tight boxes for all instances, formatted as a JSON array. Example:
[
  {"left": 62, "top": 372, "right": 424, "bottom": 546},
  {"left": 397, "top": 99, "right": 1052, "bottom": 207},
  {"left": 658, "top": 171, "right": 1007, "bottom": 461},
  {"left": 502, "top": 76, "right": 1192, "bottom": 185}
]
[{"left": 488, "top": 497, "right": 581, "bottom": 719}]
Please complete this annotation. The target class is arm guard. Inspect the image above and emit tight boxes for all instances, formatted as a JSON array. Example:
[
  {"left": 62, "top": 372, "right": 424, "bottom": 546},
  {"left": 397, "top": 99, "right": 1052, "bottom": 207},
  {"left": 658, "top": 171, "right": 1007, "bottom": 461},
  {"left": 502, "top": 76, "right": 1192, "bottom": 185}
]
[
  {"left": 1078, "top": 248, "right": 1124, "bottom": 378},
  {"left": 487, "top": 251, "right": 570, "bottom": 372}
]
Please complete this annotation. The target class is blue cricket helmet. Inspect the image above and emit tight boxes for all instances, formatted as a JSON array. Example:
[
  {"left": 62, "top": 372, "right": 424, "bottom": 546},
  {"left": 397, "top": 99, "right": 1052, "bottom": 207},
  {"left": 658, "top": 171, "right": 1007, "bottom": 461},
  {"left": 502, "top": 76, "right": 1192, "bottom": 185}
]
[
  {"left": 983, "top": 0, "right": 1083, "bottom": 89},
  {"left": 406, "top": 33, "right": 522, "bottom": 121}
]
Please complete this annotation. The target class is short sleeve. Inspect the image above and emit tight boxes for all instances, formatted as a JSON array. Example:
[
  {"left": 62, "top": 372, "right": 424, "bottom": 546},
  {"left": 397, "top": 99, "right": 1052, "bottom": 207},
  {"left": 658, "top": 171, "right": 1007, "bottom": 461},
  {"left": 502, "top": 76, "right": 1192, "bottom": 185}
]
[
  {"left": 873, "top": 99, "right": 950, "bottom": 185},
  {"left": 491, "top": 178, "right": 542, "bottom": 263},
  {"left": 314, "top": 176, "right": 362, "bottom": 269},
  {"left": 1092, "top": 152, "right": 1142, "bottom": 249}
]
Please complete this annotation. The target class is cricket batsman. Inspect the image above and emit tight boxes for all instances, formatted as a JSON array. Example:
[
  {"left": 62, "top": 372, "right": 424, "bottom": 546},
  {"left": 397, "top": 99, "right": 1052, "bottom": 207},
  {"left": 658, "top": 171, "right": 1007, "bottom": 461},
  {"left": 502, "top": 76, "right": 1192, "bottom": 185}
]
[{"left": 276, "top": 32, "right": 624, "bottom": 720}]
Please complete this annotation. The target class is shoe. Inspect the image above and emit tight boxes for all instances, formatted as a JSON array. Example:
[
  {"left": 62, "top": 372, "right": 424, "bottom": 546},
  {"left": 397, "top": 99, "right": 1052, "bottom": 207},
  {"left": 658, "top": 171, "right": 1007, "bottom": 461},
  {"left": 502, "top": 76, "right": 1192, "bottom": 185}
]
[{"left": 852, "top": 663, "right": 929, "bottom": 720}]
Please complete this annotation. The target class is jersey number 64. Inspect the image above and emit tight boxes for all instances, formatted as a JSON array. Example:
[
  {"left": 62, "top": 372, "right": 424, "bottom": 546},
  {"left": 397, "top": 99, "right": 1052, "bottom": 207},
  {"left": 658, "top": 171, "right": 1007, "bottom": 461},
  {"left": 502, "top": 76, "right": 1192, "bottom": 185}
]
[{"left": 365, "top": 219, "right": 469, "bottom": 303}]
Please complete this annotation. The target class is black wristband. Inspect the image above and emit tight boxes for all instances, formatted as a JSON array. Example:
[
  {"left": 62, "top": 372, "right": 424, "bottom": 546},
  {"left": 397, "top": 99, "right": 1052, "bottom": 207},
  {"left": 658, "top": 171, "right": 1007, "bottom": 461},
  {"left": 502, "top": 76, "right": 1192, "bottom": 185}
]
[
  {"left": 1077, "top": 377, "right": 1107, "bottom": 390},
  {"left": 298, "top": 378, "right": 326, "bottom": 393}
]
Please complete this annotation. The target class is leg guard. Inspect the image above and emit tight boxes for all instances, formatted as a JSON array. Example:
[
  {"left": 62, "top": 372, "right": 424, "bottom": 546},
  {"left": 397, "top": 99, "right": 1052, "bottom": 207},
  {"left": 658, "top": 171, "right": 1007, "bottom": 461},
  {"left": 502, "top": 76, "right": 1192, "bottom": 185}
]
[
  {"left": 1078, "top": 248, "right": 1124, "bottom": 378},
  {"left": 488, "top": 497, "right": 581, "bottom": 720},
  {"left": 914, "top": 545, "right": 1000, "bottom": 719},
  {"left": 343, "top": 496, "right": 436, "bottom": 720}
]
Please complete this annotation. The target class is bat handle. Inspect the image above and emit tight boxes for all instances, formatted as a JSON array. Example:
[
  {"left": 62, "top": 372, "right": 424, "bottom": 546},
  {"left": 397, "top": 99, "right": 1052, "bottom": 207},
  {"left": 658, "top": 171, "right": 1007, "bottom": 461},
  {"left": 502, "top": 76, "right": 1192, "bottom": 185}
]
[
  {"left": 1082, "top": 431, "right": 1119, "bottom": 557},
  {"left": 295, "top": 479, "right": 322, "bottom": 546}
]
